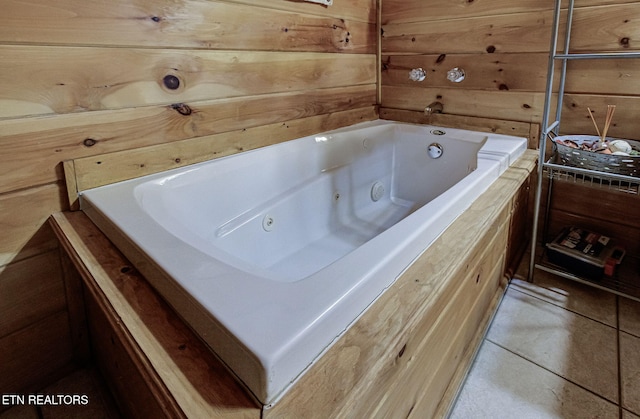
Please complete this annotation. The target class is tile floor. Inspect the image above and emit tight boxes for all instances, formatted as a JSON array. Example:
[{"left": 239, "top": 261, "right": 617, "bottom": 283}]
[{"left": 450, "top": 264, "right": 640, "bottom": 419}]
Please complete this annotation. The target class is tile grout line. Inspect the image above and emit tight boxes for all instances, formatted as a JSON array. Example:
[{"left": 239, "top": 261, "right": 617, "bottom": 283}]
[
  {"left": 617, "top": 295, "right": 623, "bottom": 419},
  {"left": 484, "top": 337, "right": 621, "bottom": 408},
  {"left": 508, "top": 285, "right": 618, "bottom": 330},
  {"left": 489, "top": 284, "right": 620, "bottom": 408}
]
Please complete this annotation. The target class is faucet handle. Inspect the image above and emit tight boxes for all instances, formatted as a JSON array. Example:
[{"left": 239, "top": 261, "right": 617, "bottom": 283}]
[
  {"left": 447, "top": 67, "right": 466, "bottom": 83},
  {"left": 409, "top": 68, "right": 427, "bottom": 82}
]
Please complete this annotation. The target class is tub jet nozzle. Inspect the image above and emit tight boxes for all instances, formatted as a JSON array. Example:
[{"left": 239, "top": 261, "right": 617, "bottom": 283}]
[{"left": 371, "top": 182, "right": 385, "bottom": 202}]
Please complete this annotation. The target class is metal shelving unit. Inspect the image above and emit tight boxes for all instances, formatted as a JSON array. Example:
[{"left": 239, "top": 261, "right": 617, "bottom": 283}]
[{"left": 528, "top": 0, "right": 640, "bottom": 301}]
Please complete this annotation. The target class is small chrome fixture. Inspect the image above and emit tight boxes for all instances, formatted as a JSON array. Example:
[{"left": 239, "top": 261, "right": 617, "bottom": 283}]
[
  {"left": 447, "top": 67, "right": 466, "bottom": 83},
  {"left": 424, "top": 101, "right": 443, "bottom": 115},
  {"left": 409, "top": 68, "right": 427, "bottom": 82},
  {"left": 428, "top": 143, "right": 444, "bottom": 159}
]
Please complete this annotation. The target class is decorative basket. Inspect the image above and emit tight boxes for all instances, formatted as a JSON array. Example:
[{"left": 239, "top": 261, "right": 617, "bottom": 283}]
[{"left": 551, "top": 135, "right": 640, "bottom": 178}]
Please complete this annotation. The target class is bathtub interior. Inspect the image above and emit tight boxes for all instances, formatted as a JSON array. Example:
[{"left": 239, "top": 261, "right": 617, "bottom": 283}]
[
  {"left": 79, "top": 120, "right": 528, "bottom": 405},
  {"left": 132, "top": 124, "right": 487, "bottom": 282}
]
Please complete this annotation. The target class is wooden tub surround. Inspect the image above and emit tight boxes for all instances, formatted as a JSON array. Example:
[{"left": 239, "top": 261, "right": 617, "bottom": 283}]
[{"left": 51, "top": 148, "right": 536, "bottom": 418}]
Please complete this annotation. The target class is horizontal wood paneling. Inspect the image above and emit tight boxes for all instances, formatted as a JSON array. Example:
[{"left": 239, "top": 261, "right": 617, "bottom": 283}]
[
  {"left": 382, "top": 4, "right": 640, "bottom": 54},
  {"left": 382, "top": 10, "right": 554, "bottom": 55},
  {"left": 382, "top": 53, "right": 551, "bottom": 91},
  {"left": 382, "top": 0, "right": 552, "bottom": 24},
  {"left": 382, "top": 85, "right": 545, "bottom": 123},
  {"left": 382, "top": 1, "right": 640, "bottom": 140},
  {"left": 0, "top": 0, "right": 375, "bottom": 49},
  {"left": 383, "top": 54, "right": 640, "bottom": 96},
  {"left": 0, "top": 47, "right": 375, "bottom": 118},
  {"left": 69, "top": 107, "right": 377, "bottom": 198},
  {"left": 559, "top": 94, "right": 640, "bottom": 140},
  {"left": 382, "top": 0, "right": 637, "bottom": 24},
  {"left": 379, "top": 108, "right": 540, "bottom": 147},
  {"left": 0, "top": 86, "right": 376, "bottom": 194}
]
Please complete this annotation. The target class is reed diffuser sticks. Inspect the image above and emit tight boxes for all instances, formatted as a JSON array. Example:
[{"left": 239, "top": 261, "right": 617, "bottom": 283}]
[
  {"left": 601, "top": 104, "right": 616, "bottom": 142},
  {"left": 588, "top": 105, "right": 616, "bottom": 149},
  {"left": 587, "top": 107, "right": 601, "bottom": 138}
]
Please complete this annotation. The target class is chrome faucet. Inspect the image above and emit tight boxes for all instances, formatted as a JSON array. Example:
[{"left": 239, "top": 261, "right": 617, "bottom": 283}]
[{"left": 424, "top": 101, "right": 443, "bottom": 115}]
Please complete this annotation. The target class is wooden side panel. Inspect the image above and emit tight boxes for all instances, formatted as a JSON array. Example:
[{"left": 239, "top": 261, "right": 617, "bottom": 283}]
[
  {"left": 0, "top": 311, "right": 75, "bottom": 396},
  {"left": 333, "top": 220, "right": 509, "bottom": 419},
  {"left": 0, "top": 251, "right": 66, "bottom": 338},
  {"left": 506, "top": 176, "right": 533, "bottom": 278},
  {"left": 265, "top": 152, "right": 536, "bottom": 418},
  {"left": 83, "top": 284, "right": 181, "bottom": 419},
  {"left": 50, "top": 212, "right": 261, "bottom": 418},
  {"left": 410, "top": 257, "right": 508, "bottom": 418}
]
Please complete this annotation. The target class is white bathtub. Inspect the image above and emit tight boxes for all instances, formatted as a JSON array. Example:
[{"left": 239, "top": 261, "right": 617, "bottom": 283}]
[{"left": 80, "top": 120, "right": 527, "bottom": 406}]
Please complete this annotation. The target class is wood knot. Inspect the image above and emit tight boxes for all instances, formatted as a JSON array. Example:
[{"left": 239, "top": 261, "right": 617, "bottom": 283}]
[
  {"left": 486, "top": 45, "right": 496, "bottom": 53},
  {"left": 83, "top": 138, "right": 97, "bottom": 147},
  {"left": 163, "top": 74, "right": 181, "bottom": 90},
  {"left": 436, "top": 54, "right": 446, "bottom": 64},
  {"left": 171, "top": 103, "right": 192, "bottom": 116},
  {"left": 398, "top": 344, "right": 406, "bottom": 358},
  {"left": 620, "top": 37, "right": 631, "bottom": 48}
]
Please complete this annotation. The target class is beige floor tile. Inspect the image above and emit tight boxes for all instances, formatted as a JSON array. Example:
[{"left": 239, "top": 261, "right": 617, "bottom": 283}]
[
  {"left": 487, "top": 288, "right": 619, "bottom": 403},
  {"left": 621, "top": 332, "right": 640, "bottom": 415},
  {"left": 620, "top": 297, "right": 640, "bottom": 338},
  {"left": 624, "top": 410, "right": 640, "bottom": 419},
  {"left": 510, "top": 269, "right": 617, "bottom": 327},
  {"left": 450, "top": 340, "right": 619, "bottom": 419}
]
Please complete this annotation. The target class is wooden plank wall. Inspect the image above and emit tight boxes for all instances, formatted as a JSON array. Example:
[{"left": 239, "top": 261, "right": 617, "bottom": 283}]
[
  {"left": 0, "top": 0, "right": 377, "bottom": 397},
  {"left": 381, "top": 0, "right": 640, "bottom": 139},
  {"left": 381, "top": 0, "right": 640, "bottom": 252}
]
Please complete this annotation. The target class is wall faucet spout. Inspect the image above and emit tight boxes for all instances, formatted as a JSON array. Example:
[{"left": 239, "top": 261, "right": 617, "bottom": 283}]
[{"left": 424, "top": 101, "right": 443, "bottom": 115}]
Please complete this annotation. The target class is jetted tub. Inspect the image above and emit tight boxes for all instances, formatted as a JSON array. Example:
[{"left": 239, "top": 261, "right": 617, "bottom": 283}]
[{"left": 80, "top": 120, "right": 527, "bottom": 406}]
